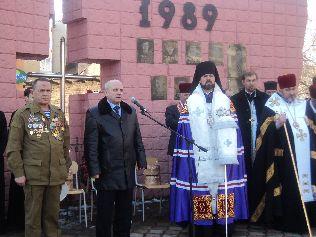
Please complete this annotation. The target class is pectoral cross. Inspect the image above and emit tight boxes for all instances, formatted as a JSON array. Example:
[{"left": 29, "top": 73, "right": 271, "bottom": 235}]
[
  {"left": 296, "top": 129, "right": 307, "bottom": 141},
  {"left": 249, "top": 118, "right": 255, "bottom": 124}
]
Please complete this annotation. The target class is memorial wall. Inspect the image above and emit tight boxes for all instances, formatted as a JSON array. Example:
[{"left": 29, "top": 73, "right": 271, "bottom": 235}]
[{"left": 65, "top": 0, "right": 308, "bottom": 182}]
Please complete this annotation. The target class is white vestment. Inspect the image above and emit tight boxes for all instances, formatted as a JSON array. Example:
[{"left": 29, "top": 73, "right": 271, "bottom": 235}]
[
  {"left": 266, "top": 93, "right": 313, "bottom": 202},
  {"left": 187, "top": 84, "right": 239, "bottom": 211}
]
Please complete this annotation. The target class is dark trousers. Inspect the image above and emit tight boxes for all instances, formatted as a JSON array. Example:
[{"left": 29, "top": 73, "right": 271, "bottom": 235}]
[
  {"left": 7, "top": 173, "right": 25, "bottom": 230},
  {"left": 194, "top": 223, "right": 234, "bottom": 237},
  {"left": 0, "top": 156, "right": 5, "bottom": 235},
  {"left": 96, "top": 189, "right": 133, "bottom": 237}
]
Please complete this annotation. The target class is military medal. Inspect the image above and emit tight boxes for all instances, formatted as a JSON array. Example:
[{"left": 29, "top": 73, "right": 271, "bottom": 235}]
[
  {"left": 27, "top": 114, "right": 47, "bottom": 138},
  {"left": 50, "top": 116, "right": 64, "bottom": 141}
]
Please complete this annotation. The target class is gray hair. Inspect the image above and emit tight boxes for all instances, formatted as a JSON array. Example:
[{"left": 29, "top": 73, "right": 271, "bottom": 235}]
[{"left": 104, "top": 80, "right": 122, "bottom": 91}]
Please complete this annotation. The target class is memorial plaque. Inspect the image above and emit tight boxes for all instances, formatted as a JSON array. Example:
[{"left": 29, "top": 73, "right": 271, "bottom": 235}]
[
  {"left": 162, "top": 40, "right": 178, "bottom": 64},
  {"left": 137, "top": 38, "right": 154, "bottom": 64},
  {"left": 151, "top": 76, "right": 167, "bottom": 100},
  {"left": 186, "top": 42, "right": 201, "bottom": 65},
  {"left": 209, "top": 43, "right": 223, "bottom": 66},
  {"left": 174, "top": 77, "right": 190, "bottom": 100},
  {"left": 227, "top": 44, "right": 247, "bottom": 93}
]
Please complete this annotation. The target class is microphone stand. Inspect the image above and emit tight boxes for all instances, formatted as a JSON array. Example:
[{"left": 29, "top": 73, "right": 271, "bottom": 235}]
[{"left": 138, "top": 108, "right": 207, "bottom": 237}]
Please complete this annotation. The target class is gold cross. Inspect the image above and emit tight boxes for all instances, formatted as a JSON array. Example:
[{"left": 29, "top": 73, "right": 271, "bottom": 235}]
[{"left": 296, "top": 129, "right": 307, "bottom": 141}]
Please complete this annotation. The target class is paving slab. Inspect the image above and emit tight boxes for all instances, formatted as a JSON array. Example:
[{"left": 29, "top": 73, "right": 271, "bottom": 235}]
[{"left": 3, "top": 201, "right": 316, "bottom": 237}]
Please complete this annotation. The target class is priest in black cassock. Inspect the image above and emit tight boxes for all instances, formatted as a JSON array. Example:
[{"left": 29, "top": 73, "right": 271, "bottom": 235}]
[
  {"left": 264, "top": 81, "right": 277, "bottom": 97},
  {"left": 230, "top": 71, "right": 269, "bottom": 212},
  {"left": 251, "top": 74, "right": 316, "bottom": 234},
  {"left": 306, "top": 84, "right": 316, "bottom": 192},
  {"left": 6, "top": 87, "right": 32, "bottom": 231},
  {"left": 0, "top": 111, "right": 7, "bottom": 235},
  {"left": 165, "top": 83, "right": 191, "bottom": 156}
]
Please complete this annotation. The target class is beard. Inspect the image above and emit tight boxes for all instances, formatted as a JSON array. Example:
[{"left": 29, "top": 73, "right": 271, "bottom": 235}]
[
  {"left": 286, "top": 95, "right": 296, "bottom": 103},
  {"left": 200, "top": 82, "right": 215, "bottom": 91},
  {"left": 246, "top": 86, "right": 255, "bottom": 93}
]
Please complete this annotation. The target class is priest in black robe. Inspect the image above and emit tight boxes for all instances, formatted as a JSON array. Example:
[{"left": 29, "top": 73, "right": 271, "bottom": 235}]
[
  {"left": 231, "top": 71, "right": 269, "bottom": 212},
  {"left": 306, "top": 84, "right": 316, "bottom": 203},
  {"left": 6, "top": 87, "right": 32, "bottom": 231},
  {"left": 0, "top": 111, "right": 7, "bottom": 235},
  {"left": 165, "top": 83, "right": 191, "bottom": 156},
  {"left": 264, "top": 81, "right": 277, "bottom": 97},
  {"left": 251, "top": 74, "right": 316, "bottom": 234}
]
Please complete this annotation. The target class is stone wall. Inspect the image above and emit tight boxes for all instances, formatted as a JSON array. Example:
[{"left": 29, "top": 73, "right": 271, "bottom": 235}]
[
  {"left": 0, "top": 0, "right": 53, "bottom": 204},
  {"left": 65, "top": 0, "right": 308, "bottom": 186},
  {"left": 0, "top": 0, "right": 51, "bottom": 117}
]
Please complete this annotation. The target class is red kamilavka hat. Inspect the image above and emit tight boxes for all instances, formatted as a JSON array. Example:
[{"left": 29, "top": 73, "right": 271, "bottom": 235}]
[{"left": 277, "top": 74, "right": 296, "bottom": 89}]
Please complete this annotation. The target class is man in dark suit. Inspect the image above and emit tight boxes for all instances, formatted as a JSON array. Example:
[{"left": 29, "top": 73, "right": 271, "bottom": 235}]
[
  {"left": 231, "top": 71, "right": 269, "bottom": 212},
  {"left": 0, "top": 110, "right": 7, "bottom": 235},
  {"left": 84, "top": 80, "right": 147, "bottom": 237},
  {"left": 165, "top": 83, "right": 191, "bottom": 156}
]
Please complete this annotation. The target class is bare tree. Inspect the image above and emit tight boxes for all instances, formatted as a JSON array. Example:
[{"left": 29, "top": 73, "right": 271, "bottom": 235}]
[{"left": 299, "top": 18, "right": 316, "bottom": 97}]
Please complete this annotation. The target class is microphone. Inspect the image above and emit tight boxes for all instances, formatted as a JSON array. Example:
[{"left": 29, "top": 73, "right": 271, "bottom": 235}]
[{"left": 131, "top": 97, "right": 148, "bottom": 113}]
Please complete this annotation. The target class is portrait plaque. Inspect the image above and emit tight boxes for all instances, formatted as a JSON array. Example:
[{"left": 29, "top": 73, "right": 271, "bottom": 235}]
[
  {"left": 186, "top": 41, "right": 201, "bottom": 65},
  {"left": 174, "top": 77, "right": 190, "bottom": 100},
  {"left": 137, "top": 38, "right": 154, "bottom": 64},
  {"left": 162, "top": 40, "right": 178, "bottom": 64},
  {"left": 209, "top": 43, "right": 223, "bottom": 66},
  {"left": 227, "top": 44, "right": 247, "bottom": 93},
  {"left": 151, "top": 76, "right": 167, "bottom": 100}
]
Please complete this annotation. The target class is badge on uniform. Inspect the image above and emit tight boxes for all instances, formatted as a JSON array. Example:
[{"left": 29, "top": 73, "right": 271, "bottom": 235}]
[
  {"left": 50, "top": 116, "right": 65, "bottom": 141},
  {"left": 27, "top": 114, "right": 48, "bottom": 138}
]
